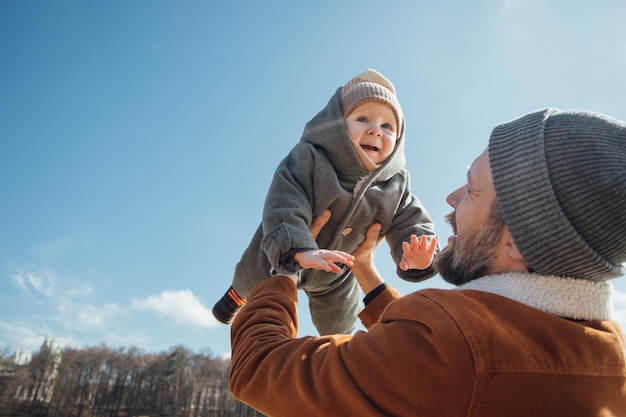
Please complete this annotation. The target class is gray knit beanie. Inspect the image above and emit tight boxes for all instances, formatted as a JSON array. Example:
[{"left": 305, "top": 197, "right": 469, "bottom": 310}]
[
  {"left": 489, "top": 108, "right": 626, "bottom": 281},
  {"left": 340, "top": 69, "right": 404, "bottom": 137}
]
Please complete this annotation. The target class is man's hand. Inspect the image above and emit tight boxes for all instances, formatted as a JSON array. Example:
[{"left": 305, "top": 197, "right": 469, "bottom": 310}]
[
  {"left": 352, "top": 223, "right": 384, "bottom": 267},
  {"left": 309, "top": 209, "right": 331, "bottom": 240},
  {"left": 351, "top": 222, "right": 386, "bottom": 294},
  {"left": 307, "top": 211, "right": 386, "bottom": 294}
]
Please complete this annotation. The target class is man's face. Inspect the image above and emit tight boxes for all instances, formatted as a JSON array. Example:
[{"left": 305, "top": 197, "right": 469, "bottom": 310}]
[{"left": 435, "top": 149, "right": 506, "bottom": 286}]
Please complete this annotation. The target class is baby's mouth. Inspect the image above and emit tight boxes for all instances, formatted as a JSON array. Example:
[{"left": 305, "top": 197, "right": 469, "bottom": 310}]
[{"left": 361, "top": 145, "right": 379, "bottom": 152}]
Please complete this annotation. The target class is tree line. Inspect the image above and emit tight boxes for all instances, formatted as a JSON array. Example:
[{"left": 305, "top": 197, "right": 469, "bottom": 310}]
[{"left": 0, "top": 341, "right": 264, "bottom": 417}]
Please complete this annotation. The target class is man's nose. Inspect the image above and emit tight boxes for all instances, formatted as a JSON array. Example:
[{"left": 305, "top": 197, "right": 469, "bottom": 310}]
[{"left": 446, "top": 185, "right": 465, "bottom": 208}]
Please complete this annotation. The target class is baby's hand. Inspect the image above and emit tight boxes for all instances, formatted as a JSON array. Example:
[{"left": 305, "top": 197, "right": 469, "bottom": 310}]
[
  {"left": 295, "top": 249, "right": 355, "bottom": 273},
  {"left": 399, "top": 235, "right": 438, "bottom": 271}
]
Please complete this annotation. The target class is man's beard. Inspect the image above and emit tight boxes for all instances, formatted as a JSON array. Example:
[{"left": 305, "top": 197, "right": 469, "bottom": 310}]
[{"left": 435, "top": 201, "right": 506, "bottom": 286}]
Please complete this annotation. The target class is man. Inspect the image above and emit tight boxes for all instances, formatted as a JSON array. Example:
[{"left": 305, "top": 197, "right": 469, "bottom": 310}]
[{"left": 229, "top": 108, "right": 626, "bottom": 416}]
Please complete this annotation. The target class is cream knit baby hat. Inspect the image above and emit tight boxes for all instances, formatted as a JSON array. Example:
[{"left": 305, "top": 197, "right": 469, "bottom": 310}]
[{"left": 340, "top": 69, "right": 404, "bottom": 136}]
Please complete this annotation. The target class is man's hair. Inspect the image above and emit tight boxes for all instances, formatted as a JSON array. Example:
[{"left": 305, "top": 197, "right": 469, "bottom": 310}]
[{"left": 488, "top": 197, "right": 505, "bottom": 235}]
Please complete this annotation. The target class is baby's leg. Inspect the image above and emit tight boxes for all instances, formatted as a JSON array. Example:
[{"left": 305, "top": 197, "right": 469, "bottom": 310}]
[
  {"left": 306, "top": 275, "right": 360, "bottom": 335},
  {"left": 214, "top": 226, "right": 270, "bottom": 324}
]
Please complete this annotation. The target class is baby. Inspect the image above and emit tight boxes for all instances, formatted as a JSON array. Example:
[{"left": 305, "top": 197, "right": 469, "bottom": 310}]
[{"left": 213, "top": 69, "right": 438, "bottom": 335}]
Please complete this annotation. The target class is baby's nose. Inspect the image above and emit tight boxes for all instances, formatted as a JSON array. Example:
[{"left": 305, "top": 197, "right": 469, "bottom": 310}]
[{"left": 368, "top": 125, "right": 382, "bottom": 135}]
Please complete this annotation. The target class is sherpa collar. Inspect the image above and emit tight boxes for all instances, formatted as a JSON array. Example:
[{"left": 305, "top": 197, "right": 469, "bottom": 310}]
[{"left": 457, "top": 273, "right": 613, "bottom": 321}]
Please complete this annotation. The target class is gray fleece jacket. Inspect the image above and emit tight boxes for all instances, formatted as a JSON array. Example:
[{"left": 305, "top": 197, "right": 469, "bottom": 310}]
[{"left": 231, "top": 87, "right": 437, "bottom": 333}]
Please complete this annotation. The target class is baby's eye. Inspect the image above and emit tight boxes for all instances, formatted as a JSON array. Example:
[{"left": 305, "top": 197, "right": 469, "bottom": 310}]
[
  {"left": 357, "top": 116, "right": 367, "bottom": 122},
  {"left": 382, "top": 122, "right": 392, "bottom": 130}
]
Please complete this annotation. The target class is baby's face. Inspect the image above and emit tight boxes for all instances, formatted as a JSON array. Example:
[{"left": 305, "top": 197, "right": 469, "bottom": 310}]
[{"left": 345, "top": 101, "right": 397, "bottom": 165}]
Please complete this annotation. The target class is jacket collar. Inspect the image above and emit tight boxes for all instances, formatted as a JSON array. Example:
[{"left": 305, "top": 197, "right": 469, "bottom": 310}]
[{"left": 457, "top": 273, "right": 613, "bottom": 321}]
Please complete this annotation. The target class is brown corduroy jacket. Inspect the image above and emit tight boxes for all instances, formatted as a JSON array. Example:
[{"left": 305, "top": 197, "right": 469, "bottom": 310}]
[{"left": 230, "top": 276, "right": 626, "bottom": 417}]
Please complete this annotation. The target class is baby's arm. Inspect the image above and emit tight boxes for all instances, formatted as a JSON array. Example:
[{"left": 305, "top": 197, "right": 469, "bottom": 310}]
[
  {"left": 399, "top": 235, "right": 438, "bottom": 271},
  {"left": 294, "top": 249, "right": 355, "bottom": 274}
]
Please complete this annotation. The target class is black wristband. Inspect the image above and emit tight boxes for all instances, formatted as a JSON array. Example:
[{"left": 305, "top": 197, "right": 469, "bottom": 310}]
[{"left": 363, "top": 283, "right": 388, "bottom": 306}]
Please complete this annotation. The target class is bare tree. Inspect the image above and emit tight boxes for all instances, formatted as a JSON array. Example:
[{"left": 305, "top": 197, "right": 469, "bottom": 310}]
[{"left": 0, "top": 343, "right": 265, "bottom": 417}]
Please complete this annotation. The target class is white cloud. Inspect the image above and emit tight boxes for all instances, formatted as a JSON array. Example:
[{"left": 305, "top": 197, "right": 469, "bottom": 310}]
[
  {"left": 11, "top": 267, "right": 97, "bottom": 304},
  {"left": 5, "top": 266, "right": 126, "bottom": 350},
  {"left": 11, "top": 268, "right": 60, "bottom": 298},
  {"left": 27, "top": 273, "right": 44, "bottom": 291},
  {"left": 5, "top": 266, "right": 219, "bottom": 353},
  {"left": 0, "top": 319, "right": 80, "bottom": 355},
  {"left": 11, "top": 273, "right": 26, "bottom": 290},
  {"left": 0, "top": 321, "right": 47, "bottom": 352},
  {"left": 131, "top": 290, "right": 218, "bottom": 329},
  {"left": 55, "top": 302, "right": 127, "bottom": 332}
]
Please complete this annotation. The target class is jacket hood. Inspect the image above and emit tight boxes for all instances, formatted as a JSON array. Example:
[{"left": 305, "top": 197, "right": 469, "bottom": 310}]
[{"left": 299, "top": 88, "right": 407, "bottom": 182}]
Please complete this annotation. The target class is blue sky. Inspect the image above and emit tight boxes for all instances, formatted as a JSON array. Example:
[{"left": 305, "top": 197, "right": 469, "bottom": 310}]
[{"left": 1, "top": 0, "right": 625, "bottom": 359}]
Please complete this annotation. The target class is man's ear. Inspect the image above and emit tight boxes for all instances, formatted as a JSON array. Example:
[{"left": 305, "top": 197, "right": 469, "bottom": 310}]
[{"left": 502, "top": 226, "right": 526, "bottom": 263}]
